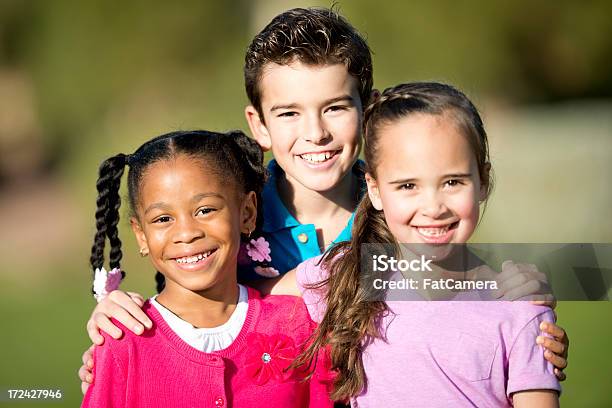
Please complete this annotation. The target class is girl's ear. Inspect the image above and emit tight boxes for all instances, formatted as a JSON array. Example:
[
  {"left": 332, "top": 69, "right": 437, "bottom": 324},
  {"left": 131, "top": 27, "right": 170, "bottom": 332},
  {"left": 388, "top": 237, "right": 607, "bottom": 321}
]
[
  {"left": 245, "top": 105, "right": 272, "bottom": 152},
  {"left": 240, "top": 191, "right": 258, "bottom": 234},
  {"left": 369, "top": 89, "right": 381, "bottom": 104},
  {"left": 130, "top": 217, "right": 148, "bottom": 253},
  {"left": 479, "top": 162, "right": 492, "bottom": 202},
  {"left": 365, "top": 173, "right": 383, "bottom": 211}
]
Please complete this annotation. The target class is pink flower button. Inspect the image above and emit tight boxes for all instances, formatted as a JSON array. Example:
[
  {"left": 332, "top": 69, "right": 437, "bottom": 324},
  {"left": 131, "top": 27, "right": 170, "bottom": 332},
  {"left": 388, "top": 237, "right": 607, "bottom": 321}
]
[{"left": 244, "top": 333, "right": 296, "bottom": 385}]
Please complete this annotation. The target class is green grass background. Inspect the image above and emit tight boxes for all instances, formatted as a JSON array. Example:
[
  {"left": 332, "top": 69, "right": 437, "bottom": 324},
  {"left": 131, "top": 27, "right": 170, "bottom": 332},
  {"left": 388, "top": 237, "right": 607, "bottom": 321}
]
[{"left": 0, "top": 1, "right": 611, "bottom": 406}]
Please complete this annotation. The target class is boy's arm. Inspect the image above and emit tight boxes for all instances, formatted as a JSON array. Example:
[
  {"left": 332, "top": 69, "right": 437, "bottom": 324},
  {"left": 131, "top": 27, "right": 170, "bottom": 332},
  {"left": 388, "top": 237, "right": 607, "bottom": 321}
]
[
  {"left": 87, "top": 290, "right": 151, "bottom": 344},
  {"left": 512, "top": 390, "right": 559, "bottom": 408},
  {"left": 247, "top": 268, "right": 300, "bottom": 296}
]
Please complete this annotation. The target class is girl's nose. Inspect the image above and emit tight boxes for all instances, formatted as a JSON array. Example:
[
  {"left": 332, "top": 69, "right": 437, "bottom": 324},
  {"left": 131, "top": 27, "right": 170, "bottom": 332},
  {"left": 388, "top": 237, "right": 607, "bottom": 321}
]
[
  {"left": 172, "top": 217, "right": 205, "bottom": 244},
  {"left": 420, "top": 192, "right": 450, "bottom": 219}
]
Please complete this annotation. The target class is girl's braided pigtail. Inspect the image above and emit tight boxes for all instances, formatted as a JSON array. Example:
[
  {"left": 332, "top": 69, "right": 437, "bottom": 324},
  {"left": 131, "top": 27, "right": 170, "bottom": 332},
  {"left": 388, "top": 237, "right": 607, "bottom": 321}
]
[{"left": 90, "top": 153, "right": 128, "bottom": 298}]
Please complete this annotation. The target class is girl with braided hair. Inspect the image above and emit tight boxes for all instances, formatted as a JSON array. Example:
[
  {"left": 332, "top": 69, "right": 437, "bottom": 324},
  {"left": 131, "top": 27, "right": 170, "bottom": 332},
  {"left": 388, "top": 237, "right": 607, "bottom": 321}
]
[{"left": 82, "top": 130, "right": 332, "bottom": 407}]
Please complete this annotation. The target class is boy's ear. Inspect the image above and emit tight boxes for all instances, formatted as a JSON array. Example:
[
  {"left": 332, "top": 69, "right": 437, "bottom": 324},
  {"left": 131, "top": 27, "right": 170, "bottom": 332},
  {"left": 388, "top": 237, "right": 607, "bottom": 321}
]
[
  {"left": 365, "top": 173, "right": 383, "bottom": 211},
  {"left": 130, "top": 217, "right": 148, "bottom": 254},
  {"left": 241, "top": 191, "right": 258, "bottom": 234},
  {"left": 479, "top": 162, "right": 492, "bottom": 202},
  {"left": 245, "top": 105, "right": 272, "bottom": 152}
]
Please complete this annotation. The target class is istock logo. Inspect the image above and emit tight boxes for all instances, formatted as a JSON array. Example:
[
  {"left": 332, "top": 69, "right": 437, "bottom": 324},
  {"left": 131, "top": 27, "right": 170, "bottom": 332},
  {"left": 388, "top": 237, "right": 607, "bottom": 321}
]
[{"left": 372, "top": 254, "right": 433, "bottom": 272}]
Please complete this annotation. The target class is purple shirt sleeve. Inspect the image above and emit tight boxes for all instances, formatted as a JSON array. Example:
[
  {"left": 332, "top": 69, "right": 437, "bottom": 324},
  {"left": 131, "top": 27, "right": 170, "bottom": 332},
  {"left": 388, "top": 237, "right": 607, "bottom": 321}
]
[
  {"left": 506, "top": 309, "right": 562, "bottom": 397},
  {"left": 295, "top": 256, "right": 329, "bottom": 323}
]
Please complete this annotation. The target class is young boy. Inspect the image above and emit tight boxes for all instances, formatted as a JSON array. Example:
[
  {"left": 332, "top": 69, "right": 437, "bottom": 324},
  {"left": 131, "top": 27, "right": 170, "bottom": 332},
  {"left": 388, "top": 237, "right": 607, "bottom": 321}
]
[{"left": 79, "top": 7, "right": 569, "bottom": 394}]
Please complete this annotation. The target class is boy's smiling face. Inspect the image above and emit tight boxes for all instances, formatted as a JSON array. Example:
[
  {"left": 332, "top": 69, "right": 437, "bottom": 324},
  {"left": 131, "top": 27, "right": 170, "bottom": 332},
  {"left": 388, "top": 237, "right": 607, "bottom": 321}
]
[{"left": 245, "top": 61, "right": 362, "bottom": 193}]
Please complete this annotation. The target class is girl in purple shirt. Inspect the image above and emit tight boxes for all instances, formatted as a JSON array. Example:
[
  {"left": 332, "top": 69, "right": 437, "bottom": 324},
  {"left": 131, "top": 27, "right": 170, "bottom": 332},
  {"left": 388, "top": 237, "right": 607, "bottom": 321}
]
[{"left": 296, "top": 82, "right": 561, "bottom": 407}]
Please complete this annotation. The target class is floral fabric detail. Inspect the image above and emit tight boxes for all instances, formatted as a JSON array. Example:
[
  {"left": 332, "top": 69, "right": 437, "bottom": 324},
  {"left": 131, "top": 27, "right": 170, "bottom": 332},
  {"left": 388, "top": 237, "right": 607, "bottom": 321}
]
[
  {"left": 238, "top": 236, "right": 279, "bottom": 278},
  {"left": 246, "top": 237, "right": 272, "bottom": 262},
  {"left": 245, "top": 333, "right": 297, "bottom": 385},
  {"left": 93, "top": 267, "right": 123, "bottom": 302}
]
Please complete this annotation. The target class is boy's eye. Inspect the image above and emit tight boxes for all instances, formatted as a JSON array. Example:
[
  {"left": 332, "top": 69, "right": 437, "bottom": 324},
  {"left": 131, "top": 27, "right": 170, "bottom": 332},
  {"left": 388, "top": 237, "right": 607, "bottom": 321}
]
[
  {"left": 326, "top": 105, "right": 347, "bottom": 113},
  {"left": 277, "top": 111, "right": 297, "bottom": 118}
]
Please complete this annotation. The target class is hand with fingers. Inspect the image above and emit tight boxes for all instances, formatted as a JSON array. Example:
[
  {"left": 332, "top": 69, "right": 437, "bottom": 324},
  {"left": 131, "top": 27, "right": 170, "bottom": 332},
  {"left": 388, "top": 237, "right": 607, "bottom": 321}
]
[
  {"left": 493, "top": 260, "right": 554, "bottom": 304},
  {"left": 79, "top": 290, "right": 151, "bottom": 394},
  {"left": 538, "top": 321, "right": 569, "bottom": 381},
  {"left": 492, "top": 260, "right": 569, "bottom": 381}
]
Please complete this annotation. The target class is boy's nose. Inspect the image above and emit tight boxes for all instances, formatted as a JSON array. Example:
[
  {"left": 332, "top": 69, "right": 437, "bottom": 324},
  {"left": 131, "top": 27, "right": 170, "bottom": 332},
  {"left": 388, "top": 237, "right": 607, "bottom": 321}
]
[
  {"left": 302, "top": 114, "right": 331, "bottom": 144},
  {"left": 172, "top": 217, "right": 205, "bottom": 244}
]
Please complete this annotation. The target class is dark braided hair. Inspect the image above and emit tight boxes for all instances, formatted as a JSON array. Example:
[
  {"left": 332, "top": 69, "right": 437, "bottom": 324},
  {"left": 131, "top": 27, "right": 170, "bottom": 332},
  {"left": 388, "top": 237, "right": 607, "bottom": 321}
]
[{"left": 90, "top": 130, "right": 267, "bottom": 295}]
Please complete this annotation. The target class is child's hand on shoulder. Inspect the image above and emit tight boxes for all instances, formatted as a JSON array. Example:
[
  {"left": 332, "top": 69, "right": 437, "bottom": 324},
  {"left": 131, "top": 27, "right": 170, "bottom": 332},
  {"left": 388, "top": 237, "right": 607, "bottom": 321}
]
[
  {"left": 493, "top": 260, "right": 553, "bottom": 303},
  {"left": 87, "top": 290, "right": 151, "bottom": 344}
]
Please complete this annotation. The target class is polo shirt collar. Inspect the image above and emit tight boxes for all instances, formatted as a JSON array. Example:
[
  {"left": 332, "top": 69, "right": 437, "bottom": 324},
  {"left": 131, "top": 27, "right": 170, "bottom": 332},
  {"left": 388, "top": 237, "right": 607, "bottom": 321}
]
[
  {"left": 261, "top": 159, "right": 365, "bottom": 233},
  {"left": 262, "top": 160, "right": 301, "bottom": 232}
]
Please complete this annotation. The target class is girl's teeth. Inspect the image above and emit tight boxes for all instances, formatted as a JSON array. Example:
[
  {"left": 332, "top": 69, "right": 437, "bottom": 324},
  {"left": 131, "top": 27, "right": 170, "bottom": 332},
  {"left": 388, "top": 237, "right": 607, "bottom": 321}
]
[
  {"left": 417, "top": 226, "right": 450, "bottom": 237},
  {"left": 176, "top": 251, "right": 212, "bottom": 264},
  {"left": 301, "top": 151, "right": 333, "bottom": 163}
]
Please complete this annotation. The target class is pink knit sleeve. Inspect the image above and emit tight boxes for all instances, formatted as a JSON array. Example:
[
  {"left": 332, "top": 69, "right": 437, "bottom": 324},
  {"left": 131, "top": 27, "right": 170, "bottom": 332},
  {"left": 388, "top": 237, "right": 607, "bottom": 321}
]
[
  {"left": 81, "top": 338, "right": 126, "bottom": 407},
  {"left": 308, "top": 345, "right": 336, "bottom": 408}
]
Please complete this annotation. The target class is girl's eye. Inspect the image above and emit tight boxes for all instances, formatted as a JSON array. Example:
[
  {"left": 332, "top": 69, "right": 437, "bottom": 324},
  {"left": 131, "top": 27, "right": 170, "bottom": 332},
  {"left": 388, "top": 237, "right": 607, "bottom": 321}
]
[
  {"left": 400, "top": 183, "right": 416, "bottom": 190},
  {"left": 445, "top": 179, "right": 463, "bottom": 187},
  {"left": 196, "top": 208, "right": 215, "bottom": 216},
  {"left": 153, "top": 216, "right": 171, "bottom": 223}
]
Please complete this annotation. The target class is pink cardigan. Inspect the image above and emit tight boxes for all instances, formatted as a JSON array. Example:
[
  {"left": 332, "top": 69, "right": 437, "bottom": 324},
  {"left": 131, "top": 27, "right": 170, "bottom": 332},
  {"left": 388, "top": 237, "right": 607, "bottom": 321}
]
[{"left": 82, "top": 288, "right": 333, "bottom": 407}]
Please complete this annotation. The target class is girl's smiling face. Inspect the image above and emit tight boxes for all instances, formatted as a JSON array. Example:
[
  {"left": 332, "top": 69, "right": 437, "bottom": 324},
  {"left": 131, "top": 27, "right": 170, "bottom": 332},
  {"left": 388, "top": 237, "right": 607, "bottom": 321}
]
[
  {"left": 130, "top": 155, "right": 256, "bottom": 294},
  {"left": 367, "top": 112, "right": 489, "bottom": 246}
]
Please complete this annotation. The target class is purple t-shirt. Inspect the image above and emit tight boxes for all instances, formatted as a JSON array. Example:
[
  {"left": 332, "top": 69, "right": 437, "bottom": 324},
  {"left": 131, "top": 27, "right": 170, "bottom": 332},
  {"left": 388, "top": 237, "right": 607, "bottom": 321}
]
[{"left": 297, "top": 256, "right": 561, "bottom": 407}]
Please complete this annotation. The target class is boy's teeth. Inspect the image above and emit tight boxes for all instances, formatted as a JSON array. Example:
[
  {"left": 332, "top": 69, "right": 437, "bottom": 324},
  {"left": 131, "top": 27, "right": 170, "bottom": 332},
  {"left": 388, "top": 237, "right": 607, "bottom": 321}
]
[
  {"left": 176, "top": 250, "right": 213, "bottom": 264},
  {"left": 300, "top": 151, "right": 333, "bottom": 163},
  {"left": 417, "top": 226, "right": 450, "bottom": 237}
]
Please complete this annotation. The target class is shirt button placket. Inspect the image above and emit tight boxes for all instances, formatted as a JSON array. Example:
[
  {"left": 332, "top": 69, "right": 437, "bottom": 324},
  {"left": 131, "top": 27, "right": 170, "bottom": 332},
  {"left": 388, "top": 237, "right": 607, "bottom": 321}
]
[{"left": 209, "top": 356, "right": 226, "bottom": 408}]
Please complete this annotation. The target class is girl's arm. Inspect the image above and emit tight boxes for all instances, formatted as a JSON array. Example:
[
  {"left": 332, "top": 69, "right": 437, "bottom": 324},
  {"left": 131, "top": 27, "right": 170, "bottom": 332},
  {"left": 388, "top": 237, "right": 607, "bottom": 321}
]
[
  {"left": 512, "top": 390, "right": 559, "bottom": 408},
  {"left": 247, "top": 268, "right": 300, "bottom": 296}
]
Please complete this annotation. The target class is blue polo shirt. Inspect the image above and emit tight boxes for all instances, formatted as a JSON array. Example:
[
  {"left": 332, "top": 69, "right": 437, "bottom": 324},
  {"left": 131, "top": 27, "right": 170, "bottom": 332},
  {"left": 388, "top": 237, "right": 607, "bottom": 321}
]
[{"left": 239, "top": 159, "right": 365, "bottom": 280}]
